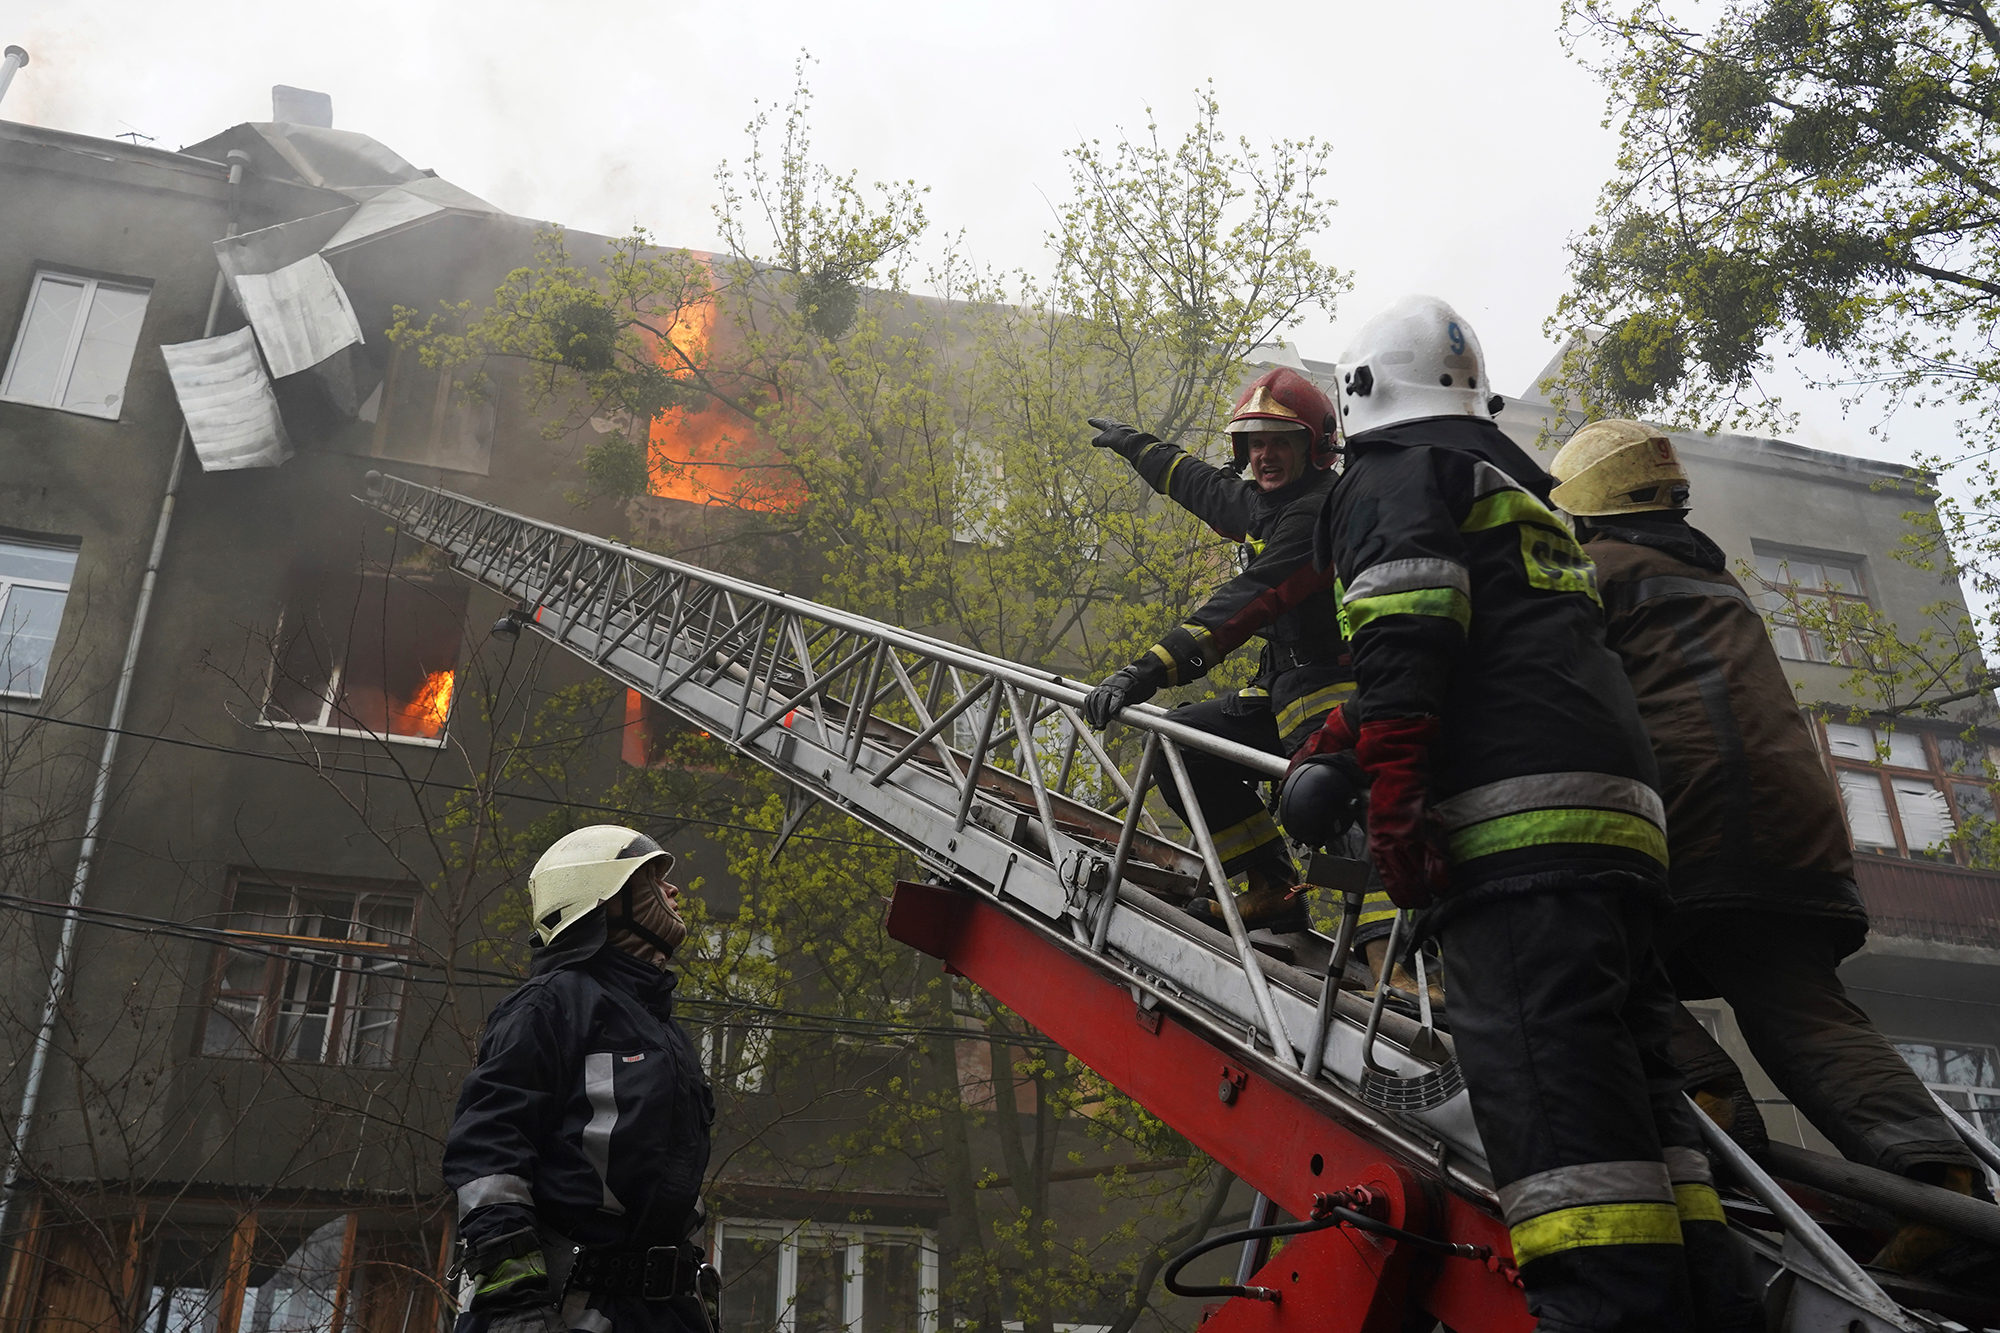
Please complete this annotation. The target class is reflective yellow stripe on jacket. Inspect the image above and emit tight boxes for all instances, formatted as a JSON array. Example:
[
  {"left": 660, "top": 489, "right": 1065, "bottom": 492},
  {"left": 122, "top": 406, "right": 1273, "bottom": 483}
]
[
  {"left": 1273, "top": 680, "right": 1356, "bottom": 738},
  {"left": 1433, "top": 772, "right": 1668, "bottom": 868},
  {"left": 1339, "top": 557, "right": 1473, "bottom": 635}
]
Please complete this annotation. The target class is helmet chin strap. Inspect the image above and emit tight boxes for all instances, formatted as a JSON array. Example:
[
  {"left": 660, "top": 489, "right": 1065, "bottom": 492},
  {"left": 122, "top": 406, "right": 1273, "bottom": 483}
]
[{"left": 610, "top": 902, "right": 682, "bottom": 957}]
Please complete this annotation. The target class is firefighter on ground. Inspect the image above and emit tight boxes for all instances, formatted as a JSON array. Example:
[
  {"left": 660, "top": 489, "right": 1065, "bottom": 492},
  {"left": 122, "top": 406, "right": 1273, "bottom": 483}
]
[
  {"left": 1550, "top": 420, "right": 1992, "bottom": 1275},
  {"left": 1288, "top": 295, "right": 1761, "bottom": 1332},
  {"left": 1082, "top": 368, "right": 1386, "bottom": 937},
  {"left": 444, "top": 825, "right": 716, "bottom": 1333}
]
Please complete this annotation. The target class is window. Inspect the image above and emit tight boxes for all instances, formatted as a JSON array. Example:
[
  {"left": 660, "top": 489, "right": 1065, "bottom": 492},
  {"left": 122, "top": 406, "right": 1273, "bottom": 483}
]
[
  {"left": 262, "top": 568, "right": 467, "bottom": 745},
  {"left": 202, "top": 875, "right": 416, "bottom": 1067},
  {"left": 1753, "top": 548, "right": 1869, "bottom": 663},
  {"left": 692, "top": 931, "right": 777, "bottom": 1094},
  {"left": 0, "top": 535, "right": 77, "bottom": 698},
  {"left": 1823, "top": 720, "right": 1998, "bottom": 862},
  {"left": 1, "top": 270, "right": 151, "bottom": 418},
  {"left": 1894, "top": 1039, "right": 2000, "bottom": 1161},
  {"left": 717, "top": 1222, "right": 937, "bottom": 1333}
]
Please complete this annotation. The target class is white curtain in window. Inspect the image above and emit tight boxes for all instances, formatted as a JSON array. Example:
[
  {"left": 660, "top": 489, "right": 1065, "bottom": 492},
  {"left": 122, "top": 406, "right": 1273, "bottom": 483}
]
[
  {"left": 1890, "top": 775, "right": 1956, "bottom": 853},
  {"left": 1836, "top": 770, "right": 1897, "bottom": 850}
]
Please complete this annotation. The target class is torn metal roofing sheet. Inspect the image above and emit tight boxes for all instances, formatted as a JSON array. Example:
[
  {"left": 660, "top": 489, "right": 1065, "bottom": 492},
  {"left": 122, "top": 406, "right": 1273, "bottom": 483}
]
[
  {"left": 179, "top": 122, "right": 424, "bottom": 191},
  {"left": 232, "top": 253, "right": 364, "bottom": 379},
  {"left": 160, "top": 326, "right": 293, "bottom": 470},
  {"left": 322, "top": 176, "right": 502, "bottom": 253}
]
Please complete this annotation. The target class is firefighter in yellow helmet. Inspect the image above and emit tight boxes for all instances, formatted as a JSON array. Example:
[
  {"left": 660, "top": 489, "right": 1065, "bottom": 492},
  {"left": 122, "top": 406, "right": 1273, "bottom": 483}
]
[
  {"left": 1552, "top": 420, "right": 1989, "bottom": 1273},
  {"left": 443, "top": 826, "right": 718, "bottom": 1332}
]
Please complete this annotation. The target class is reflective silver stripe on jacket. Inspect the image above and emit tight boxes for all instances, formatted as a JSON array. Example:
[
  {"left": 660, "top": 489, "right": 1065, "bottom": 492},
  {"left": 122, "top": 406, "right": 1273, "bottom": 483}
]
[
  {"left": 1663, "top": 1145, "right": 1713, "bottom": 1186},
  {"left": 456, "top": 1172, "right": 535, "bottom": 1220},
  {"left": 1342, "top": 557, "right": 1472, "bottom": 604},
  {"left": 1497, "top": 1159, "right": 1675, "bottom": 1226},
  {"left": 1628, "top": 575, "right": 1755, "bottom": 613},
  {"left": 1432, "top": 771, "right": 1666, "bottom": 834},
  {"left": 581, "top": 1051, "right": 627, "bottom": 1215},
  {"left": 1471, "top": 459, "right": 1528, "bottom": 498}
]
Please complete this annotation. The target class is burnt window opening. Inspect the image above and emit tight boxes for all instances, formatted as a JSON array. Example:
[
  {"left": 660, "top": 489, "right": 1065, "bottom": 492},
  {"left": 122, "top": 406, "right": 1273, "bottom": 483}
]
[
  {"left": 0, "top": 269, "right": 152, "bottom": 419},
  {"left": 262, "top": 567, "right": 467, "bottom": 745},
  {"left": 201, "top": 874, "right": 417, "bottom": 1068}
]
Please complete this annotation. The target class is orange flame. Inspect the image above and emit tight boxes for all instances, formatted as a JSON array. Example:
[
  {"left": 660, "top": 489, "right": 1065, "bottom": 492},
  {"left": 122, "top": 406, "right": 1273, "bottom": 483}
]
[
  {"left": 404, "top": 670, "right": 455, "bottom": 738},
  {"left": 644, "top": 280, "right": 804, "bottom": 513}
]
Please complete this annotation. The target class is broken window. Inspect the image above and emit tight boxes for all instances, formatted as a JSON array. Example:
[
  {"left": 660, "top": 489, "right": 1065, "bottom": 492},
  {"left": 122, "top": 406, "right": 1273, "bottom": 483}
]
[
  {"left": 262, "top": 567, "right": 466, "bottom": 744},
  {"left": 202, "top": 875, "right": 416, "bottom": 1068},
  {"left": 1822, "top": 719, "right": 1999, "bottom": 863},
  {"left": 0, "top": 270, "right": 151, "bottom": 419},
  {"left": 0, "top": 534, "right": 78, "bottom": 698}
]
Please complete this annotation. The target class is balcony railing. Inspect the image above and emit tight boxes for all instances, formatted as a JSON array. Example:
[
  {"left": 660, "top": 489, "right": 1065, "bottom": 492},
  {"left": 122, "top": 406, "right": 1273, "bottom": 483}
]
[{"left": 1853, "top": 852, "right": 2000, "bottom": 949}]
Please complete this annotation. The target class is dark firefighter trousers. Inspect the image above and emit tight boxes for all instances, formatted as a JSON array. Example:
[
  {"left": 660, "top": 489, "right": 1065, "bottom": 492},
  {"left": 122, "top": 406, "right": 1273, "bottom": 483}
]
[
  {"left": 1439, "top": 888, "right": 1763, "bottom": 1333},
  {"left": 1665, "top": 910, "right": 1980, "bottom": 1182},
  {"left": 1158, "top": 692, "right": 1309, "bottom": 887}
]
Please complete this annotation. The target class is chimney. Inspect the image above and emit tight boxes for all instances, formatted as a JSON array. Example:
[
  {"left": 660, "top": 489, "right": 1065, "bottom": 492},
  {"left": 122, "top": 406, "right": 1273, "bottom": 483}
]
[
  {"left": 0, "top": 47, "right": 28, "bottom": 109},
  {"left": 270, "top": 84, "right": 332, "bottom": 128}
]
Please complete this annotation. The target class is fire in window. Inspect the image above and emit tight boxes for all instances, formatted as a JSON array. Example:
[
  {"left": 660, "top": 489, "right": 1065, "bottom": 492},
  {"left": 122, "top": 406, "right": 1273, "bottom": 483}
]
[
  {"left": 1752, "top": 549, "right": 1870, "bottom": 664},
  {"left": 0, "top": 534, "right": 78, "bottom": 699},
  {"left": 263, "top": 567, "right": 467, "bottom": 742},
  {"left": 0, "top": 270, "right": 151, "bottom": 419},
  {"left": 202, "top": 876, "right": 416, "bottom": 1067}
]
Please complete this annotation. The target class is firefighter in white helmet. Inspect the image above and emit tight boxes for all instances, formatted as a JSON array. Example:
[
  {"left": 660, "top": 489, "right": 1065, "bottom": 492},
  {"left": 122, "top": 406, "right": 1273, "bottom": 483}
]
[
  {"left": 1285, "top": 296, "right": 1761, "bottom": 1331},
  {"left": 1553, "top": 420, "right": 1989, "bottom": 1274},
  {"left": 443, "top": 826, "right": 717, "bottom": 1332}
]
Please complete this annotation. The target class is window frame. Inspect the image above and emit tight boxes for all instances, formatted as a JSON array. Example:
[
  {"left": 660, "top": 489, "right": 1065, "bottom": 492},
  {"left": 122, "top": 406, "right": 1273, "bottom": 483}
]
[
  {"left": 0, "top": 532, "right": 80, "bottom": 700},
  {"left": 714, "top": 1219, "right": 939, "bottom": 1333},
  {"left": 1891, "top": 1037, "right": 2000, "bottom": 1188},
  {"left": 1819, "top": 718, "right": 1998, "bottom": 863},
  {"left": 258, "top": 566, "right": 466, "bottom": 749},
  {"left": 0, "top": 268, "right": 153, "bottom": 420},
  {"left": 199, "top": 869, "right": 419, "bottom": 1069},
  {"left": 1751, "top": 544, "right": 1872, "bottom": 664}
]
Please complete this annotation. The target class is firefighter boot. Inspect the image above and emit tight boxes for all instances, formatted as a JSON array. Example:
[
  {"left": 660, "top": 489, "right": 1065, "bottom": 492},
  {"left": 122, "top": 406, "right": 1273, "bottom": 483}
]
[
  {"left": 1363, "top": 938, "right": 1445, "bottom": 1009},
  {"left": 1872, "top": 1165, "right": 1979, "bottom": 1273},
  {"left": 1183, "top": 870, "right": 1310, "bottom": 933}
]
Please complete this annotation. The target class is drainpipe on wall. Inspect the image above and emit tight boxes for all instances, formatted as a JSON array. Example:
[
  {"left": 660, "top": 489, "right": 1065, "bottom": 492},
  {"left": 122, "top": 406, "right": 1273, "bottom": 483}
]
[
  {"left": 0, "top": 145, "right": 255, "bottom": 1247},
  {"left": 0, "top": 47, "right": 27, "bottom": 108}
]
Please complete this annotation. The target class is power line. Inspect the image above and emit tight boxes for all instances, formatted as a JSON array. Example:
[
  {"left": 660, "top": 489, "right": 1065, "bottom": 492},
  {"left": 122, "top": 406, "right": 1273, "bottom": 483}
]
[
  {"left": 0, "top": 894, "right": 1063, "bottom": 1049},
  {"left": 0, "top": 704, "right": 898, "bottom": 851}
]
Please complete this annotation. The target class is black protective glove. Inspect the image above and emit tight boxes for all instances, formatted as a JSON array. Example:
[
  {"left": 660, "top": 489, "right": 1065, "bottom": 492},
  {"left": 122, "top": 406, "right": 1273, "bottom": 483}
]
[
  {"left": 1277, "top": 750, "right": 1370, "bottom": 850},
  {"left": 458, "top": 1226, "right": 550, "bottom": 1313},
  {"left": 1086, "top": 416, "right": 1158, "bottom": 460},
  {"left": 1083, "top": 660, "right": 1165, "bottom": 729}
]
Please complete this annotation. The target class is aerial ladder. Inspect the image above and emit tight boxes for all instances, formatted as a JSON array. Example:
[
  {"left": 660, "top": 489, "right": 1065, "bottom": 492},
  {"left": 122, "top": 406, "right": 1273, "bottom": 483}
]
[{"left": 359, "top": 473, "right": 2000, "bottom": 1333}]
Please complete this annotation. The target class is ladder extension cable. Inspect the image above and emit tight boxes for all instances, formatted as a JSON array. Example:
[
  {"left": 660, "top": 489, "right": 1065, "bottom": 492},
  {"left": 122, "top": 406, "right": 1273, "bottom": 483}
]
[{"left": 1162, "top": 1191, "right": 1494, "bottom": 1303}]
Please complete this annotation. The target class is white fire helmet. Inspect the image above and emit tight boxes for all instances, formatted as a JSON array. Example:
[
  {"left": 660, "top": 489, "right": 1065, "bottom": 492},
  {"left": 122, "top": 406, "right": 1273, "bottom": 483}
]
[
  {"left": 1333, "top": 295, "right": 1500, "bottom": 439},
  {"left": 528, "top": 824, "right": 674, "bottom": 946}
]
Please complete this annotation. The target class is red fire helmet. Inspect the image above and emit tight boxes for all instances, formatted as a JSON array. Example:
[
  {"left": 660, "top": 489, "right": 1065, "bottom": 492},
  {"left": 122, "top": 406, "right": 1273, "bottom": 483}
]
[{"left": 1224, "top": 367, "right": 1339, "bottom": 472}]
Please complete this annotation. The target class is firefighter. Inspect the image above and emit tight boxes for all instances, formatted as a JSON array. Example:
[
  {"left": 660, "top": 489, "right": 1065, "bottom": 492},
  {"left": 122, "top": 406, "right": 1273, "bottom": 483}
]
[
  {"left": 444, "top": 825, "right": 717, "bottom": 1333},
  {"left": 1293, "top": 296, "right": 1761, "bottom": 1331},
  {"left": 1550, "top": 419, "right": 1990, "bottom": 1273},
  {"left": 1081, "top": 368, "right": 1377, "bottom": 935}
]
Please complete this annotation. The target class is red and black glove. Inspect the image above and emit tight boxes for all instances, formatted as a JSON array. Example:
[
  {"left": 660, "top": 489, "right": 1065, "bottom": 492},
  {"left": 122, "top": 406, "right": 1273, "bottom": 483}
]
[
  {"left": 1355, "top": 716, "right": 1449, "bottom": 909},
  {"left": 1285, "top": 702, "right": 1359, "bottom": 780}
]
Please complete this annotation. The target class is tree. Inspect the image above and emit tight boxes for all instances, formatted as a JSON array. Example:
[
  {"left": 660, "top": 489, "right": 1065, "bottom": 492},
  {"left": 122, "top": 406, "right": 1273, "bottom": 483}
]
[
  {"left": 392, "top": 62, "right": 1348, "bottom": 1333},
  {"left": 1553, "top": 0, "right": 2000, "bottom": 436}
]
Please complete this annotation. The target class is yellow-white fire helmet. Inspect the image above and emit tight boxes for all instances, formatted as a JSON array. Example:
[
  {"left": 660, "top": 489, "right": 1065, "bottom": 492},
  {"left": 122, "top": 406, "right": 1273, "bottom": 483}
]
[
  {"left": 1549, "top": 419, "right": 1691, "bottom": 517},
  {"left": 528, "top": 824, "right": 674, "bottom": 946}
]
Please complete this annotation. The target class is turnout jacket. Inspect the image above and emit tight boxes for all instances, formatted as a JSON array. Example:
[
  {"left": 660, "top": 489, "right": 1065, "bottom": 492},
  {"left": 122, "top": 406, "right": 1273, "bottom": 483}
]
[
  {"left": 444, "top": 942, "right": 715, "bottom": 1262},
  {"left": 1585, "top": 516, "right": 1865, "bottom": 950},
  {"left": 1313, "top": 417, "right": 1666, "bottom": 902},
  {"left": 1123, "top": 436, "right": 1353, "bottom": 742}
]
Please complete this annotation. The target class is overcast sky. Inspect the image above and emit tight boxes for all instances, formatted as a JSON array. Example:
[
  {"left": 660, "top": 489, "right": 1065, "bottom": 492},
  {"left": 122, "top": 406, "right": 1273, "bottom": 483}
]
[{"left": 7, "top": 0, "right": 1956, "bottom": 465}]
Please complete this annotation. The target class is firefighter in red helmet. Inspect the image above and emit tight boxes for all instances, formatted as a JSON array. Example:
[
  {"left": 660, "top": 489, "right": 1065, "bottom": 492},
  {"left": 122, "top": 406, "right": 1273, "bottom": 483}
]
[{"left": 1083, "top": 367, "right": 1361, "bottom": 932}]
